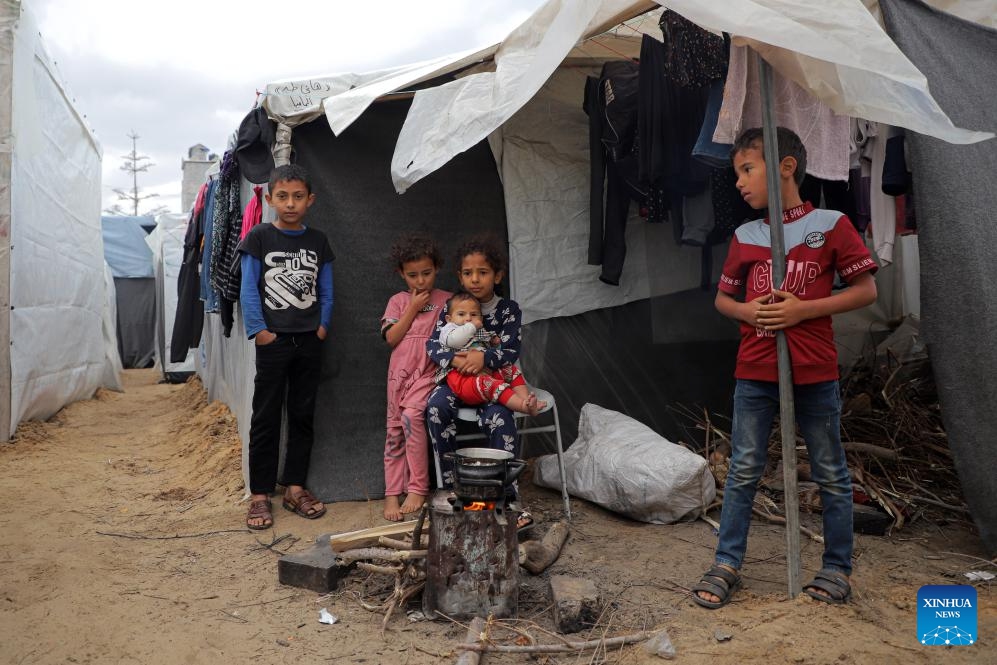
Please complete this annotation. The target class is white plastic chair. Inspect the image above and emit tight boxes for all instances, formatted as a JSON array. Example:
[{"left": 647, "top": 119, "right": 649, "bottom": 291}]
[{"left": 435, "top": 387, "right": 571, "bottom": 520}]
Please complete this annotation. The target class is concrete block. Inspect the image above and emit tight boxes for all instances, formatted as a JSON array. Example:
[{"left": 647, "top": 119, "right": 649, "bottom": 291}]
[
  {"left": 549, "top": 575, "right": 600, "bottom": 634},
  {"left": 277, "top": 534, "right": 353, "bottom": 593}
]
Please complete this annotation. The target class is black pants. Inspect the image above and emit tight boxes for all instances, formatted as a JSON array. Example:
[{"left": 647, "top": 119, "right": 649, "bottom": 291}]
[{"left": 248, "top": 332, "right": 323, "bottom": 495}]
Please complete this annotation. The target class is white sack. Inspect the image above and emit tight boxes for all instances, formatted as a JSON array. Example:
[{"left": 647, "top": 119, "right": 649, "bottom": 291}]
[{"left": 534, "top": 403, "right": 715, "bottom": 523}]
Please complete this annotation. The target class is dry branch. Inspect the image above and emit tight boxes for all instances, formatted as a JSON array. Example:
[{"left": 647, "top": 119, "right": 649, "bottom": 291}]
[
  {"left": 677, "top": 345, "right": 967, "bottom": 533},
  {"left": 335, "top": 547, "right": 427, "bottom": 564},
  {"left": 457, "top": 629, "right": 657, "bottom": 655},
  {"left": 357, "top": 562, "right": 402, "bottom": 576},
  {"left": 454, "top": 617, "right": 487, "bottom": 665}
]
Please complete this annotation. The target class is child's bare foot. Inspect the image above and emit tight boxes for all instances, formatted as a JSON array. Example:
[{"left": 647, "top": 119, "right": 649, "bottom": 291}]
[
  {"left": 399, "top": 493, "right": 427, "bottom": 515},
  {"left": 383, "top": 495, "right": 403, "bottom": 522},
  {"left": 524, "top": 392, "right": 547, "bottom": 416}
]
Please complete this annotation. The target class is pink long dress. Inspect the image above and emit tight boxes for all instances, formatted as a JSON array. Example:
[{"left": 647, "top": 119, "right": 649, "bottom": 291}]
[{"left": 381, "top": 288, "right": 451, "bottom": 496}]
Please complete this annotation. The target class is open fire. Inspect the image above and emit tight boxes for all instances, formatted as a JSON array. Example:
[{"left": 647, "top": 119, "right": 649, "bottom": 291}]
[{"left": 460, "top": 500, "right": 497, "bottom": 511}]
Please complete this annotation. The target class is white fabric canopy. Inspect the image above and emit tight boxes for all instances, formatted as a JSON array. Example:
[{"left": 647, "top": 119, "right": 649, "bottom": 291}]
[{"left": 389, "top": 0, "right": 991, "bottom": 193}]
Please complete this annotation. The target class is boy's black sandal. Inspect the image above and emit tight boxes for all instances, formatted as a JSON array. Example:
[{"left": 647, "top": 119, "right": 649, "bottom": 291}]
[
  {"left": 691, "top": 565, "right": 742, "bottom": 609},
  {"left": 803, "top": 569, "right": 851, "bottom": 604}
]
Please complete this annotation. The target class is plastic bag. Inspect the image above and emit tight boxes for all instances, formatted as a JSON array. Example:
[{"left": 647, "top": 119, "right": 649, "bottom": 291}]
[{"left": 534, "top": 403, "right": 715, "bottom": 523}]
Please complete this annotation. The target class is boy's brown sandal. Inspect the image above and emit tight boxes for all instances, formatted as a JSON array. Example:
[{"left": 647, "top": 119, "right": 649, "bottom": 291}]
[
  {"left": 282, "top": 489, "right": 327, "bottom": 519},
  {"left": 246, "top": 498, "right": 273, "bottom": 530}
]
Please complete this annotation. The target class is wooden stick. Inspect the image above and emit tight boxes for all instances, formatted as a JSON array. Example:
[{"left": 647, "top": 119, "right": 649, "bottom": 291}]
[
  {"left": 378, "top": 536, "right": 416, "bottom": 550},
  {"left": 357, "top": 562, "right": 402, "bottom": 576},
  {"left": 413, "top": 505, "right": 428, "bottom": 545},
  {"left": 455, "top": 617, "right": 487, "bottom": 665},
  {"left": 750, "top": 506, "right": 824, "bottom": 543},
  {"left": 328, "top": 520, "right": 423, "bottom": 552},
  {"left": 842, "top": 441, "right": 899, "bottom": 461},
  {"left": 335, "top": 547, "right": 427, "bottom": 564},
  {"left": 909, "top": 495, "right": 970, "bottom": 515},
  {"left": 457, "top": 629, "right": 656, "bottom": 654}
]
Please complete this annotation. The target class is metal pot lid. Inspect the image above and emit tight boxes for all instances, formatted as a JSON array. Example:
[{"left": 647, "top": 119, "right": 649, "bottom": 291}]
[{"left": 454, "top": 447, "right": 514, "bottom": 461}]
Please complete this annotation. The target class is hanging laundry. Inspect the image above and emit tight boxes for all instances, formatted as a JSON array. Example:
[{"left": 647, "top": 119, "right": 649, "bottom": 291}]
[
  {"left": 584, "top": 62, "right": 647, "bottom": 286},
  {"left": 239, "top": 185, "right": 264, "bottom": 240},
  {"left": 198, "top": 178, "right": 221, "bottom": 313},
  {"left": 209, "top": 151, "right": 244, "bottom": 336},
  {"left": 637, "top": 33, "right": 712, "bottom": 207},
  {"left": 658, "top": 10, "right": 727, "bottom": 88},
  {"left": 170, "top": 182, "right": 210, "bottom": 363},
  {"left": 714, "top": 45, "right": 851, "bottom": 182},
  {"left": 852, "top": 119, "right": 897, "bottom": 264}
]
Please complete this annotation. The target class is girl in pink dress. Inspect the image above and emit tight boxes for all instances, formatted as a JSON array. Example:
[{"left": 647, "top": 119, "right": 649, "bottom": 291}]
[{"left": 379, "top": 235, "right": 451, "bottom": 521}]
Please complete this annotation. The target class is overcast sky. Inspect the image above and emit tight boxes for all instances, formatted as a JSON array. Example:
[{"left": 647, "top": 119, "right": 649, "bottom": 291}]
[{"left": 30, "top": 0, "right": 545, "bottom": 214}]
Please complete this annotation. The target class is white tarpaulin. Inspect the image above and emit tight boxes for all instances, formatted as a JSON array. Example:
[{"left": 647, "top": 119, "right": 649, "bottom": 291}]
[
  {"left": 5, "top": 0, "right": 111, "bottom": 435},
  {"left": 390, "top": 0, "right": 991, "bottom": 193}
]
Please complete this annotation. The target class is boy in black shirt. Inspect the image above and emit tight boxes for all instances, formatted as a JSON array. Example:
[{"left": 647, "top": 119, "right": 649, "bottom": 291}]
[{"left": 238, "top": 164, "right": 334, "bottom": 529}]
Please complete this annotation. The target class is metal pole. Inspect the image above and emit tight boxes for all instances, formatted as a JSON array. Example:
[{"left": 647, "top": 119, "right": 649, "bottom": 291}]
[{"left": 757, "top": 53, "right": 801, "bottom": 598}]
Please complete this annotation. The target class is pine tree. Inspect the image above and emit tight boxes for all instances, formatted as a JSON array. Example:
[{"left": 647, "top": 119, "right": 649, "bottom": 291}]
[{"left": 104, "top": 131, "right": 165, "bottom": 216}]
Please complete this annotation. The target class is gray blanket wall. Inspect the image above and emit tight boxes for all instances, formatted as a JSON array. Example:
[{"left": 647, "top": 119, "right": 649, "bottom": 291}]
[
  {"left": 113, "top": 277, "right": 156, "bottom": 368},
  {"left": 260, "top": 101, "right": 506, "bottom": 502},
  {"left": 881, "top": 0, "right": 997, "bottom": 554}
]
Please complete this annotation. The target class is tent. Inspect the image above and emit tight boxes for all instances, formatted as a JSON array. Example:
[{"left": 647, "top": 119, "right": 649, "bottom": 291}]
[
  {"left": 197, "top": 0, "right": 995, "bottom": 552},
  {"left": 0, "top": 0, "right": 118, "bottom": 441},
  {"left": 199, "top": 14, "right": 753, "bottom": 502},
  {"left": 101, "top": 215, "right": 157, "bottom": 368},
  {"left": 146, "top": 213, "right": 196, "bottom": 382}
]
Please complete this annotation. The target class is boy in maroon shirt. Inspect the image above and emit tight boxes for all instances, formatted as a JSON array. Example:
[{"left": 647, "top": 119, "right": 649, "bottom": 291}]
[{"left": 692, "top": 127, "right": 878, "bottom": 609}]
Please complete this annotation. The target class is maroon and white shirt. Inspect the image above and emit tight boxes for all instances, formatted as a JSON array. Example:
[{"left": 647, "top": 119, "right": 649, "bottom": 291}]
[{"left": 719, "top": 202, "right": 877, "bottom": 384}]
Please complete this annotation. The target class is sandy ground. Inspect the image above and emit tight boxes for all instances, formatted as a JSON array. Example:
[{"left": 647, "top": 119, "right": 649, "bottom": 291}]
[{"left": 0, "top": 368, "right": 993, "bottom": 665}]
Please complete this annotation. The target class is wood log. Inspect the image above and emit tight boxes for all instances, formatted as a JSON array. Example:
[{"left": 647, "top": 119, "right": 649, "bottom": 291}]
[
  {"left": 378, "top": 536, "right": 425, "bottom": 550},
  {"left": 457, "top": 629, "right": 656, "bottom": 655},
  {"left": 328, "top": 520, "right": 424, "bottom": 552},
  {"left": 520, "top": 521, "right": 570, "bottom": 575},
  {"left": 356, "top": 562, "right": 402, "bottom": 576},
  {"left": 455, "top": 617, "right": 486, "bottom": 665},
  {"left": 335, "top": 547, "right": 427, "bottom": 564}
]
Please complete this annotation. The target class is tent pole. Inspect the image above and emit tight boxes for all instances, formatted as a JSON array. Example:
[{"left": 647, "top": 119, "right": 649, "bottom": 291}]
[
  {"left": 757, "top": 53, "right": 801, "bottom": 598},
  {"left": 0, "top": 9, "right": 12, "bottom": 442}
]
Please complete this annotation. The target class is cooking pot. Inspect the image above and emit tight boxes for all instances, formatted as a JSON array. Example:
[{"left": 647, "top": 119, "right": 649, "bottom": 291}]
[{"left": 445, "top": 447, "right": 526, "bottom": 498}]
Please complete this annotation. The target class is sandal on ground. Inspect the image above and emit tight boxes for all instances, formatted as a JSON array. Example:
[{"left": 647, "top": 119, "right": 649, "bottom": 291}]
[
  {"left": 282, "top": 489, "right": 327, "bottom": 519},
  {"left": 803, "top": 569, "right": 851, "bottom": 604},
  {"left": 691, "top": 565, "right": 742, "bottom": 609},
  {"left": 517, "top": 510, "right": 537, "bottom": 533},
  {"left": 246, "top": 498, "right": 273, "bottom": 530}
]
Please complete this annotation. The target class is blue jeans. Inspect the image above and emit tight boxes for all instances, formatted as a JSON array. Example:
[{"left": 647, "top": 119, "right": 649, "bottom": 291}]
[{"left": 715, "top": 379, "right": 853, "bottom": 575}]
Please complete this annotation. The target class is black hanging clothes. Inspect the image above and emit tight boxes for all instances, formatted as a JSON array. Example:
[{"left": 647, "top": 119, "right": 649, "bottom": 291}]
[
  {"left": 170, "top": 185, "right": 209, "bottom": 363},
  {"left": 584, "top": 62, "right": 646, "bottom": 285},
  {"left": 209, "top": 151, "right": 244, "bottom": 336}
]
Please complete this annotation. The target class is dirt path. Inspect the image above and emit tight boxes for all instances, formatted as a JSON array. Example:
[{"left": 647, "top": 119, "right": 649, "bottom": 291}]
[{"left": 0, "top": 369, "right": 992, "bottom": 664}]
